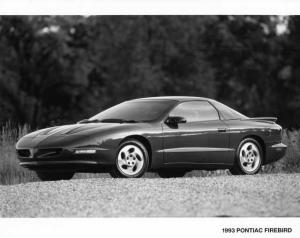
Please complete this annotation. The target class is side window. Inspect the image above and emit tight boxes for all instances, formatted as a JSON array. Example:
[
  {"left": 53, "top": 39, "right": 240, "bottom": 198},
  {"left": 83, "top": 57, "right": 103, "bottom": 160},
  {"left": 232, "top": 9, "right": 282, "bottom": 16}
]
[{"left": 169, "top": 101, "right": 219, "bottom": 122}]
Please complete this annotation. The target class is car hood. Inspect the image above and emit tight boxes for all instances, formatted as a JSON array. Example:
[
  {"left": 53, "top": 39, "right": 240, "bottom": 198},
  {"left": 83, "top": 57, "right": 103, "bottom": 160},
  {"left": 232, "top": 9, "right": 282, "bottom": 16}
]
[
  {"left": 24, "top": 123, "right": 122, "bottom": 138},
  {"left": 17, "top": 122, "right": 148, "bottom": 149}
]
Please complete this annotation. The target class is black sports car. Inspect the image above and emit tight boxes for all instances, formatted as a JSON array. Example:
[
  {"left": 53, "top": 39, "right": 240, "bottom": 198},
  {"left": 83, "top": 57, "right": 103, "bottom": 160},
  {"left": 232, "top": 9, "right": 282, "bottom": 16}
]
[{"left": 16, "top": 96, "right": 286, "bottom": 180}]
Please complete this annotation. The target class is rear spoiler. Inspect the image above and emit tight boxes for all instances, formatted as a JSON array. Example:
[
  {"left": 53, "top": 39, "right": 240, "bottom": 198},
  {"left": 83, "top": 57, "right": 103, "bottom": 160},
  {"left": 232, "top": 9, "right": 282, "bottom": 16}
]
[{"left": 244, "top": 117, "right": 277, "bottom": 123}]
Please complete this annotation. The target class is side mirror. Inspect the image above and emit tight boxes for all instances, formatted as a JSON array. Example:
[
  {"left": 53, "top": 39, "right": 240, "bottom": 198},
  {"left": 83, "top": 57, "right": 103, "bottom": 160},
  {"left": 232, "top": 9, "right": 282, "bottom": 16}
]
[{"left": 165, "top": 116, "right": 187, "bottom": 125}]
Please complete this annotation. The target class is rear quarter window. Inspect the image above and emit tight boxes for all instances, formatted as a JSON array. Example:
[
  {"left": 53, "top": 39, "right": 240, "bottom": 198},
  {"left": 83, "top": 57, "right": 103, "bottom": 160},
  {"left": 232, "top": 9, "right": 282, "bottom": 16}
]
[{"left": 212, "top": 101, "right": 248, "bottom": 120}]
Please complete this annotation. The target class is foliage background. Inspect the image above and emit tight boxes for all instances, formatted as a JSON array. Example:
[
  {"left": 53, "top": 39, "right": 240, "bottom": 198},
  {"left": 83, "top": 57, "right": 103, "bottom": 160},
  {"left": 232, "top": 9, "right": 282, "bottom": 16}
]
[{"left": 0, "top": 16, "right": 299, "bottom": 129}]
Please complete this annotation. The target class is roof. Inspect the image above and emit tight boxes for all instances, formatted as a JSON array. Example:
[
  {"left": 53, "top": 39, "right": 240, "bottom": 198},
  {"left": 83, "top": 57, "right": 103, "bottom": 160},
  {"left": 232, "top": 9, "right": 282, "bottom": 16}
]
[{"left": 131, "top": 96, "right": 213, "bottom": 102}]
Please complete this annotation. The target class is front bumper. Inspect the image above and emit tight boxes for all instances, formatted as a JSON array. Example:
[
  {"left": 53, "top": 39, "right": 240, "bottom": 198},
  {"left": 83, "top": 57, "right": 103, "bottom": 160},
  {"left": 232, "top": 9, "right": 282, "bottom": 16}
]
[
  {"left": 17, "top": 147, "right": 115, "bottom": 172},
  {"left": 265, "top": 143, "right": 287, "bottom": 164}
]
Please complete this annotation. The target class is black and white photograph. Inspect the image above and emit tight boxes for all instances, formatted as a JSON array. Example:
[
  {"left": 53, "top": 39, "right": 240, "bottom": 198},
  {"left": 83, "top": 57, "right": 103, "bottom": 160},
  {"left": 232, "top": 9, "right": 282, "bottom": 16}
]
[{"left": 0, "top": 0, "right": 300, "bottom": 237}]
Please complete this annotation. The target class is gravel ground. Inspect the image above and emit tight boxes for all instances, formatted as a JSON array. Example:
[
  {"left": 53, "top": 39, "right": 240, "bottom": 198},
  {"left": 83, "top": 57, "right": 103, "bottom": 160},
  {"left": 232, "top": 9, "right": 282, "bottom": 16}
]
[{"left": 1, "top": 173, "right": 300, "bottom": 217}]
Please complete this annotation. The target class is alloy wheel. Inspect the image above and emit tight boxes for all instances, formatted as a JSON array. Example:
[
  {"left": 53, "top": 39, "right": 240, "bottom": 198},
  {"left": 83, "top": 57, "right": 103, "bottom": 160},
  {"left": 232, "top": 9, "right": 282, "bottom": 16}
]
[
  {"left": 117, "top": 144, "right": 145, "bottom": 176},
  {"left": 239, "top": 142, "right": 261, "bottom": 173}
]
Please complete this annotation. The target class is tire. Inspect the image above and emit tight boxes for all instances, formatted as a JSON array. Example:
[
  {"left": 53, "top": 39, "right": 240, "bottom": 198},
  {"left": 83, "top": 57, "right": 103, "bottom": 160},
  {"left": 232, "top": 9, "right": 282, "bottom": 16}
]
[
  {"left": 110, "top": 140, "right": 149, "bottom": 178},
  {"left": 230, "top": 138, "right": 263, "bottom": 175},
  {"left": 36, "top": 171, "right": 74, "bottom": 181},
  {"left": 157, "top": 170, "right": 186, "bottom": 178}
]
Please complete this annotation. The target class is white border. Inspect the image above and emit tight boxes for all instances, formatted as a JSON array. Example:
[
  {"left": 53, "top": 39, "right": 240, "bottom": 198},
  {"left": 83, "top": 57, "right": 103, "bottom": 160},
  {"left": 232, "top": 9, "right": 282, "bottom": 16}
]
[
  {"left": 0, "top": 218, "right": 299, "bottom": 238},
  {"left": 0, "top": 0, "right": 300, "bottom": 15},
  {"left": 1, "top": 1, "right": 300, "bottom": 238}
]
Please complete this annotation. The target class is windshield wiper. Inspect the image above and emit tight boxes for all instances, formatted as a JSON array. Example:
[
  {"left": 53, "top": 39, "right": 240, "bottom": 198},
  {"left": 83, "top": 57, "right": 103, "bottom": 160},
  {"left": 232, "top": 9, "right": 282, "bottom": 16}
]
[
  {"left": 99, "top": 119, "right": 138, "bottom": 123},
  {"left": 77, "top": 119, "right": 102, "bottom": 124},
  {"left": 78, "top": 118, "right": 140, "bottom": 124}
]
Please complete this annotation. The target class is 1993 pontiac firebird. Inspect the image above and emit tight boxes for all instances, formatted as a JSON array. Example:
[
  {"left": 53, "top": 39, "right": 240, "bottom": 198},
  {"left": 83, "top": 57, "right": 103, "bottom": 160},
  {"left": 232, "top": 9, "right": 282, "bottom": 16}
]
[{"left": 16, "top": 97, "right": 287, "bottom": 180}]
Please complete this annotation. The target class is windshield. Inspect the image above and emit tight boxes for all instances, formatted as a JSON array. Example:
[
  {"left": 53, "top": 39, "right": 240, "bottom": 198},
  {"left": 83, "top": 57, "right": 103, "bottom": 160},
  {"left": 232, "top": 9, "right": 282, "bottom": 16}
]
[{"left": 88, "top": 100, "right": 175, "bottom": 123}]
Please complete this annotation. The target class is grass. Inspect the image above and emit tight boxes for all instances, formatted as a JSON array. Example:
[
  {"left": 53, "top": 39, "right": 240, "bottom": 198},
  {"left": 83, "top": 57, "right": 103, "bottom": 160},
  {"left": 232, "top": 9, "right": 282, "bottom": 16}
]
[
  {"left": 0, "top": 123, "right": 38, "bottom": 185},
  {"left": 0, "top": 123, "right": 299, "bottom": 185}
]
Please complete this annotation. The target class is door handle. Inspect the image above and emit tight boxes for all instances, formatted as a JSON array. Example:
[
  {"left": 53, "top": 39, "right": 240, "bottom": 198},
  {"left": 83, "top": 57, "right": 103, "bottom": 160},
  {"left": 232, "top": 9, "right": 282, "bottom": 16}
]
[{"left": 218, "top": 128, "right": 227, "bottom": 133}]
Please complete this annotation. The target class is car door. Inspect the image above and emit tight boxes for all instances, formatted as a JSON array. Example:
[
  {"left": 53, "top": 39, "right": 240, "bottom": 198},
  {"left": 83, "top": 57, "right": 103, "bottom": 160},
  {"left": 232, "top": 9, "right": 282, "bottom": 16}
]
[{"left": 162, "top": 100, "right": 231, "bottom": 165}]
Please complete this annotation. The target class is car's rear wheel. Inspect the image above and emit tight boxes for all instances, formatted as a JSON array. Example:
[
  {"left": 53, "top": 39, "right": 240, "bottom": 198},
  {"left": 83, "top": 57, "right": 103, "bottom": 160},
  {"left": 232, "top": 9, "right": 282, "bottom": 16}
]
[
  {"left": 230, "top": 138, "right": 262, "bottom": 175},
  {"left": 110, "top": 140, "right": 149, "bottom": 178},
  {"left": 157, "top": 170, "right": 186, "bottom": 178},
  {"left": 36, "top": 171, "right": 74, "bottom": 181}
]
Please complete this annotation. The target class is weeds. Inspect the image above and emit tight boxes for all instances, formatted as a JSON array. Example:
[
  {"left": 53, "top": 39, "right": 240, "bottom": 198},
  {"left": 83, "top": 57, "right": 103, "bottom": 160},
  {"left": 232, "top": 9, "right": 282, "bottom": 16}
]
[{"left": 0, "top": 122, "right": 38, "bottom": 185}]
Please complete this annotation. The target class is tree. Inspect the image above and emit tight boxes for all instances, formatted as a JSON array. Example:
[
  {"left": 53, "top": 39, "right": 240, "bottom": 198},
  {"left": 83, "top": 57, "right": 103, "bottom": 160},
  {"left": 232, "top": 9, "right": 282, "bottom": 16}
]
[{"left": 0, "top": 16, "right": 298, "bottom": 128}]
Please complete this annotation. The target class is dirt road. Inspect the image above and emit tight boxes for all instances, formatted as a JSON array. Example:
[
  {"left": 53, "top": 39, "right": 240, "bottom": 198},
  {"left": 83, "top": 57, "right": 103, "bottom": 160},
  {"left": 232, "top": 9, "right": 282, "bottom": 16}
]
[{"left": 1, "top": 173, "right": 299, "bottom": 217}]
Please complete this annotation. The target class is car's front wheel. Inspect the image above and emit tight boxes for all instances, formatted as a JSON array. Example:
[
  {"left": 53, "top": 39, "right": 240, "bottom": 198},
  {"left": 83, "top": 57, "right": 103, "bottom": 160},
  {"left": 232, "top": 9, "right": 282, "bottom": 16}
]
[
  {"left": 36, "top": 171, "right": 74, "bottom": 181},
  {"left": 110, "top": 140, "right": 149, "bottom": 178},
  {"left": 230, "top": 138, "right": 262, "bottom": 175}
]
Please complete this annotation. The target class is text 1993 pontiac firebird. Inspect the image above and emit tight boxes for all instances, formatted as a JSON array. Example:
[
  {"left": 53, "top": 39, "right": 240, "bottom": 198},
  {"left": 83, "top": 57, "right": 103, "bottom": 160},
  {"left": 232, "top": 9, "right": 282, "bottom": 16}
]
[{"left": 16, "top": 96, "right": 286, "bottom": 180}]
